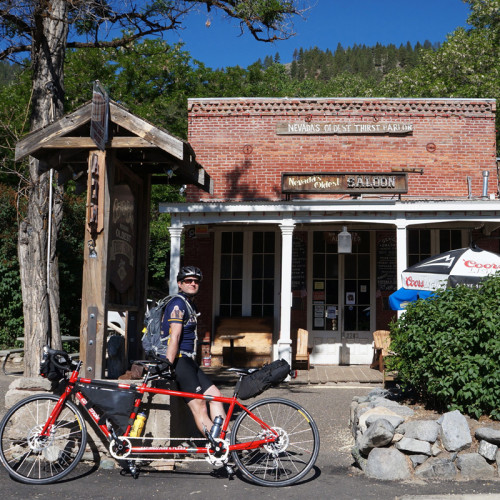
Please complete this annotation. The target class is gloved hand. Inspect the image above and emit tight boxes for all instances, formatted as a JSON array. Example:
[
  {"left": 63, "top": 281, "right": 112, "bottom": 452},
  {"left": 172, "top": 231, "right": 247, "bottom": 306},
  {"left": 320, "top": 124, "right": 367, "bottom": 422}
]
[{"left": 154, "top": 359, "right": 175, "bottom": 379}]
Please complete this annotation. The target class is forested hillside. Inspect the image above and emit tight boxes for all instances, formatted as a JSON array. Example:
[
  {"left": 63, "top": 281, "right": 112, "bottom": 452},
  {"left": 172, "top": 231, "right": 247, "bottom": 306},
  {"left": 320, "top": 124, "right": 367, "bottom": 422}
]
[{"left": 259, "top": 41, "right": 440, "bottom": 82}]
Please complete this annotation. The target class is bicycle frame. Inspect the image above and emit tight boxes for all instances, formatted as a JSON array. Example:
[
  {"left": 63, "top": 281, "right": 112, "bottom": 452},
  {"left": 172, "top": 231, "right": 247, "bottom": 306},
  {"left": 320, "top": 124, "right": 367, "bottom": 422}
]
[{"left": 44, "top": 362, "right": 278, "bottom": 460}]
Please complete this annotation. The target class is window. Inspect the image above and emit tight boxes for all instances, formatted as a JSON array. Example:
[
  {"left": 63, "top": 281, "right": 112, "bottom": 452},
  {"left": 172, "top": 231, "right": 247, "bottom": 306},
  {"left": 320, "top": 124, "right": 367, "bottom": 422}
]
[
  {"left": 251, "top": 232, "right": 275, "bottom": 317},
  {"left": 218, "top": 231, "right": 276, "bottom": 317},
  {"left": 439, "top": 229, "right": 462, "bottom": 252},
  {"left": 408, "top": 229, "right": 431, "bottom": 266},
  {"left": 343, "top": 233, "right": 371, "bottom": 332},
  {"left": 219, "top": 232, "right": 243, "bottom": 316}
]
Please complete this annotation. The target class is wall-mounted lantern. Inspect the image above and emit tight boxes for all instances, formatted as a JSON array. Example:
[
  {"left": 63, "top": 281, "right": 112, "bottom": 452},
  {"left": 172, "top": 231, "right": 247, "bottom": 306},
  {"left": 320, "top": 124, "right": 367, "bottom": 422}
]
[{"left": 338, "top": 226, "right": 352, "bottom": 254}]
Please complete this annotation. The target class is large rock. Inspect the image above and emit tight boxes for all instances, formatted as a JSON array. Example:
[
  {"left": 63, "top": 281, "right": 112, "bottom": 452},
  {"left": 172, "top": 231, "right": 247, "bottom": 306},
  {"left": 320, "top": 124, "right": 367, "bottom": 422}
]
[
  {"left": 475, "top": 427, "right": 500, "bottom": 446},
  {"left": 358, "top": 406, "right": 403, "bottom": 433},
  {"left": 456, "top": 453, "right": 495, "bottom": 479},
  {"left": 415, "top": 457, "right": 457, "bottom": 480},
  {"left": 366, "top": 397, "right": 415, "bottom": 417},
  {"left": 439, "top": 410, "right": 472, "bottom": 452},
  {"left": 358, "top": 419, "right": 395, "bottom": 455},
  {"left": 395, "top": 437, "right": 432, "bottom": 456},
  {"left": 365, "top": 447, "right": 412, "bottom": 481},
  {"left": 9, "top": 377, "right": 52, "bottom": 391},
  {"left": 5, "top": 377, "right": 52, "bottom": 409},
  {"left": 478, "top": 439, "right": 498, "bottom": 461},
  {"left": 409, "top": 454, "right": 428, "bottom": 468},
  {"left": 400, "top": 420, "right": 439, "bottom": 443}
]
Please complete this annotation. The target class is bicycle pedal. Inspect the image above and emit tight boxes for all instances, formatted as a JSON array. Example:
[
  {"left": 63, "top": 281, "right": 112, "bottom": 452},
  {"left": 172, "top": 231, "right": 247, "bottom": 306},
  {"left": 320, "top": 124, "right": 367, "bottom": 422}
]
[{"left": 225, "top": 464, "right": 235, "bottom": 479}]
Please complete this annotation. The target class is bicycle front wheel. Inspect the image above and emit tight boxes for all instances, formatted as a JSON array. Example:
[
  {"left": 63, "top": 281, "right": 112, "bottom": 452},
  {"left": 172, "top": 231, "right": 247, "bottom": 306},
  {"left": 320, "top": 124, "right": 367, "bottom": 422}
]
[
  {"left": 0, "top": 394, "right": 87, "bottom": 484},
  {"left": 230, "top": 397, "right": 320, "bottom": 487}
]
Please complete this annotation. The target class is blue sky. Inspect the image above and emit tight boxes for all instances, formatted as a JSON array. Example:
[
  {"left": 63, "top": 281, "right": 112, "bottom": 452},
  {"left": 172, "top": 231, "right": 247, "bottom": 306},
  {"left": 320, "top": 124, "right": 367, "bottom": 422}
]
[{"left": 171, "top": 0, "right": 471, "bottom": 69}]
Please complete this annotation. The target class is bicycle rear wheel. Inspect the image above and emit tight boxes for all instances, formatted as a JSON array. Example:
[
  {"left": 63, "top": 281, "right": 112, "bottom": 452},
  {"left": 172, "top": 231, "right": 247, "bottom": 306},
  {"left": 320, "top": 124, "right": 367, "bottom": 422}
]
[
  {"left": 0, "top": 394, "right": 87, "bottom": 484},
  {"left": 230, "top": 397, "right": 320, "bottom": 487}
]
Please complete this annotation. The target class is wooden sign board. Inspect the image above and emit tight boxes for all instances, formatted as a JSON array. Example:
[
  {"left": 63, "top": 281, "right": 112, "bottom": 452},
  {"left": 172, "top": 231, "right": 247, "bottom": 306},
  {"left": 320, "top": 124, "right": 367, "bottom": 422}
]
[
  {"left": 276, "top": 122, "right": 413, "bottom": 135},
  {"left": 282, "top": 172, "right": 408, "bottom": 194},
  {"left": 90, "top": 81, "right": 109, "bottom": 150}
]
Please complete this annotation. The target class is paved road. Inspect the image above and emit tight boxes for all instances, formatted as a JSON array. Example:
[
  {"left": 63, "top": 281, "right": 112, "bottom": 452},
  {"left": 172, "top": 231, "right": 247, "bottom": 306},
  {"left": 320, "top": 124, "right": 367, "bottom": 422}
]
[{"left": 0, "top": 367, "right": 499, "bottom": 499}]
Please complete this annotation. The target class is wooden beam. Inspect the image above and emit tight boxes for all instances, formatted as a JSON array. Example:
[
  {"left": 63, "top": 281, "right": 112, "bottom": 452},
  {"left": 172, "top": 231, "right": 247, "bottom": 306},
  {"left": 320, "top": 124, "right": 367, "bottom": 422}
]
[
  {"left": 110, "top": 103, "right": 184, "bottom": 160},
  {"left": 41, "top": 136, "right": 156, "bottom": 149},
  {"left": 15, "top": 104, "right": 92, "bottom": 161}
]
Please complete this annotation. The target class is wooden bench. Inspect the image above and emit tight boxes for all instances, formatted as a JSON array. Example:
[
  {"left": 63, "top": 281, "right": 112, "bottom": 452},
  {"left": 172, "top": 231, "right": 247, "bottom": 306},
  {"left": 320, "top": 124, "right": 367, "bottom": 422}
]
[
  {"left": 295, "top": 328, "right": 312, "bottom": 370},
  {"left": 0, "top": 348, "right": 24, "bottom": 375},
  {"left": 212, "top": 317, "right": 273, "bottom": 367}
]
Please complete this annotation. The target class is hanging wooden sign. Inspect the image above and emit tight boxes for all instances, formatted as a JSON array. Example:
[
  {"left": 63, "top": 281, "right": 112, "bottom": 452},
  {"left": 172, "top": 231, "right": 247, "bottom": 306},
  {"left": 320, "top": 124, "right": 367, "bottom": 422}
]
[{"left": 282, "top": 172, "right": 408, "bottom": 194}]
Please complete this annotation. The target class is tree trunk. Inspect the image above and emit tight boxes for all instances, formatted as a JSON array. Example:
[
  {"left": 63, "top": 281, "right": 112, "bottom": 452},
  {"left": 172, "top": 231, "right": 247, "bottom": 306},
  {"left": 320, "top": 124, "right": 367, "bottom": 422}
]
[{"left": 19, "top": 0, "right": 69, "bottom": 376}]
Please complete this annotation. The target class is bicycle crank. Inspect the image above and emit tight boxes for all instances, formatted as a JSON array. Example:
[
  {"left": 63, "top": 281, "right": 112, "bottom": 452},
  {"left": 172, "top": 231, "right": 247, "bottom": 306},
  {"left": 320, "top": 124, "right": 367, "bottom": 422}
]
[
  {"left": 205, "top": 438, "right": 230, "bottom": 467},
  {"left": 109, "top": 437, "right": 132, "bottom": 459}
]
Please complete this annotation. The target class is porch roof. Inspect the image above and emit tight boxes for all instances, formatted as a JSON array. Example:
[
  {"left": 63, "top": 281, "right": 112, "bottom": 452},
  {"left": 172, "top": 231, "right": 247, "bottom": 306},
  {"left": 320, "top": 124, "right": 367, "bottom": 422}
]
[{"left": 159, "top": 199, "right": 500, "bottom": 231}]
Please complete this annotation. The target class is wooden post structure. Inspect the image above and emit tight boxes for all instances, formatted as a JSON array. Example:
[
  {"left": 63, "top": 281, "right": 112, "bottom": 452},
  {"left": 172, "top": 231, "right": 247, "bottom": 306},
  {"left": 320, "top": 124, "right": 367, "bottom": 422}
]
[
  {"left": 80, "top": 150, "right": 111, "bottom": 377},
  {"left": 14, "top": 95, "right": 213, "bottom": 380}
]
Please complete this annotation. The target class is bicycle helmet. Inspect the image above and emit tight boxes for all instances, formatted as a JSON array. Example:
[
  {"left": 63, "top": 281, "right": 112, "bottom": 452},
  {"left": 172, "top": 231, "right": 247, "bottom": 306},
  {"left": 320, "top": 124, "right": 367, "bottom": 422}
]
[{"left": 177, "top": 266, "right": 203, "bottom": 282}]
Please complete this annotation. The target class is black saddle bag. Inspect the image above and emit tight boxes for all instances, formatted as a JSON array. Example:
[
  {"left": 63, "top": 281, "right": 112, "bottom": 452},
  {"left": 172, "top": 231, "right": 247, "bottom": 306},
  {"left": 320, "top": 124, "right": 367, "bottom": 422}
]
[{"left": 237, "top": 359, "right": 291, "bottom": 400}]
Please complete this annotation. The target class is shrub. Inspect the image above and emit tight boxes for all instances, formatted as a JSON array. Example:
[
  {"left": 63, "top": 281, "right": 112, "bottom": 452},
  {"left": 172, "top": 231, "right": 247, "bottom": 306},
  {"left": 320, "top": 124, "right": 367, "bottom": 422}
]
[{"left": 388, "top": 274, "right": 500, "bottom": 420}]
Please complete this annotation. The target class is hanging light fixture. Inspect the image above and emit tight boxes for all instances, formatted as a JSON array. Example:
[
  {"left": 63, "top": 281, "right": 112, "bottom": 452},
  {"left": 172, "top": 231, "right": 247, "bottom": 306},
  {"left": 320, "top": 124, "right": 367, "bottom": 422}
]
[{"left": 338, "top": 226, "right": 352, "bottom": 254}]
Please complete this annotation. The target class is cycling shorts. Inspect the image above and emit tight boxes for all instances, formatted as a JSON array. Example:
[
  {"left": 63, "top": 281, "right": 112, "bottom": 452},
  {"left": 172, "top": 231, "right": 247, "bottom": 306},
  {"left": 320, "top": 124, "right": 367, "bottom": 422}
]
[{"left": 174, "top": 356, "right": 214, "bottom": 402}]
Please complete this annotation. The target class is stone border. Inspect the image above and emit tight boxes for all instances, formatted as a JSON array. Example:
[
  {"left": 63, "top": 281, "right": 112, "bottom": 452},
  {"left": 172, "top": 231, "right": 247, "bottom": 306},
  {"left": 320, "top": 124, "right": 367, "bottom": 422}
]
[{"left": 350, "top": 388, "right": 500, "bottom": 481}]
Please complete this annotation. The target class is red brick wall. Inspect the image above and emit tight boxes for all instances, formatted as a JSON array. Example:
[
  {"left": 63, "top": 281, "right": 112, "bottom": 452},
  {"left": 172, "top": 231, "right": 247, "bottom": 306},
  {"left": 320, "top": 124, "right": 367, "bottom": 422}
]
[
  {"left": 187, "top": 98, "right": 497, "bottom": 202},
  {"left": 183, "top": 233, "right": 214, "bottom": 336}
]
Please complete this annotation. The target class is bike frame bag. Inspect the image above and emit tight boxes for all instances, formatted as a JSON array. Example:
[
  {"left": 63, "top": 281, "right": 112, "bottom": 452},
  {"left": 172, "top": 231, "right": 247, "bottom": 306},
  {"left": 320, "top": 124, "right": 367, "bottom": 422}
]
[{"left": 77, "top": 381, "right": 139, "bottom": 434}]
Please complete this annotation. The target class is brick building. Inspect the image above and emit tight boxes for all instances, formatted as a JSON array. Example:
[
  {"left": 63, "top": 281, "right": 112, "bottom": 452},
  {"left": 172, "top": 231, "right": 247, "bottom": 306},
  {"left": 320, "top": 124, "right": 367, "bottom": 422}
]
[{"left": 160, "top": 97, "right": 499, "bottom": 367}]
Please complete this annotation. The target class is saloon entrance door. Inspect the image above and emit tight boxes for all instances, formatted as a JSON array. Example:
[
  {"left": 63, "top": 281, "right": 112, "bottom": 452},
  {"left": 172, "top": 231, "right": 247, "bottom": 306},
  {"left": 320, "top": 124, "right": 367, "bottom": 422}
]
[{"left": 309, "top": 230, "right": 374, "bottom": 365}]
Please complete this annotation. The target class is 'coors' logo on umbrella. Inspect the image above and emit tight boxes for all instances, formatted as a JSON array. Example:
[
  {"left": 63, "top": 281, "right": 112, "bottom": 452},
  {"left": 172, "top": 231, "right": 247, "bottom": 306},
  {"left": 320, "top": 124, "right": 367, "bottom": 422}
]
[{"left": 390, "top": 245, "right": 500, "bottom": 310}]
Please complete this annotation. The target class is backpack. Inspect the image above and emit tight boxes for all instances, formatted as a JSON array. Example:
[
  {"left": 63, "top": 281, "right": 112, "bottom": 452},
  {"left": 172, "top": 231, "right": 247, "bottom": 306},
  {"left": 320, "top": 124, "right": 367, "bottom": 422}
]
[
  {"left": 237, "top": 359, "right": 291, "bottom": 400},
  {"left": 141, "top": 294, "right": 196, "bottom": 358}
]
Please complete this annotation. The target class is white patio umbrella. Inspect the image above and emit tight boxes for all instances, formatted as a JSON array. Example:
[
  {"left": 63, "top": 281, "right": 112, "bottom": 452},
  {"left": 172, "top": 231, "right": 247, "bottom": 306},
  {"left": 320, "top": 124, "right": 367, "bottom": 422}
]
[{"left": 401, "top": 244, "right": 500, "bottom": 292}]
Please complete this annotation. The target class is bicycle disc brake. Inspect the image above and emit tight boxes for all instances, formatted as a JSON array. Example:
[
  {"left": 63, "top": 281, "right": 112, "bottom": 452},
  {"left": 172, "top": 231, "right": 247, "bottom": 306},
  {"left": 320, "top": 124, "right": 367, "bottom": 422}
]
[
  {"left": 263, "top": 427, "right": 289, "bottom": 454},
  {"left": 205, "top": 438, "right": 230, "bottom": 467}
]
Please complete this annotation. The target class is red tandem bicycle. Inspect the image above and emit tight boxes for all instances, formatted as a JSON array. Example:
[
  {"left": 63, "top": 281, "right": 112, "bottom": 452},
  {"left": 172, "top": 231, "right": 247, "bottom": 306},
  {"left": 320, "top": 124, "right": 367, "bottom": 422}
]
[{"left": 0, "top": 346, "right": 319, "bottom": 487}]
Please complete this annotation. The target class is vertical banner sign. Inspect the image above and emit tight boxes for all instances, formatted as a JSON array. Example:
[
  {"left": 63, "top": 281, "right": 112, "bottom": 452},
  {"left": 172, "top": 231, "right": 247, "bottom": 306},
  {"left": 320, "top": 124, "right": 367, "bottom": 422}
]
[
  {"left": 90, "top": 80, "right": 109, "bottom": 151},
  {"left": 109, "top": 184, "right": 137, "bottom": 294}
]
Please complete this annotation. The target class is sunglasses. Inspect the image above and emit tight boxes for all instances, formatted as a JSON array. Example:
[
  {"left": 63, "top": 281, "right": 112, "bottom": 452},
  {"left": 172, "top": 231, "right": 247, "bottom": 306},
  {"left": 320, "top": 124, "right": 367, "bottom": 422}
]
[{"left": 182, "top": 278, "right": 200, "bottom": 284}]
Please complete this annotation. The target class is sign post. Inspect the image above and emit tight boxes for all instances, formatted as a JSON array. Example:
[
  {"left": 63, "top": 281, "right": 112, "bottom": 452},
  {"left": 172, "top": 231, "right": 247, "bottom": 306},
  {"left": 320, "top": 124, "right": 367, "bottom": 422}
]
[{"left": 90, "top": 80, "right": 109, "bottom": 151}]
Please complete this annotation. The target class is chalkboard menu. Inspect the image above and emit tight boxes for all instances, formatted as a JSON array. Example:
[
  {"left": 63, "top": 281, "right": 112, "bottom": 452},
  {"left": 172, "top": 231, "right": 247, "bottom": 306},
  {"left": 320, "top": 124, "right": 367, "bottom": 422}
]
[
  {"left": 292, "top": 233, "right": 307, "bottom": 291},
  {"left": 376, "top": 236, "right": 397, "bottom": 291}
]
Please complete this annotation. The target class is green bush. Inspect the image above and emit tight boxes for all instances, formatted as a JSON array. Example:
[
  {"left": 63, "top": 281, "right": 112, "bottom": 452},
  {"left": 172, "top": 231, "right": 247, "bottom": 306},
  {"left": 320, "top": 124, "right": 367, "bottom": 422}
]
[{"left": 388, "top": 274, "right": 500, "bottom": 420}]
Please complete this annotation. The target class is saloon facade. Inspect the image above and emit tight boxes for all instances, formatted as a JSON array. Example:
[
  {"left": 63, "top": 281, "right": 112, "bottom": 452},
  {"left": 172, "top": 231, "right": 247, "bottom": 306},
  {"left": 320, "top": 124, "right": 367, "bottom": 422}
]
[{"left": 160, "top": 98, "right": 499, "bottom": 367}]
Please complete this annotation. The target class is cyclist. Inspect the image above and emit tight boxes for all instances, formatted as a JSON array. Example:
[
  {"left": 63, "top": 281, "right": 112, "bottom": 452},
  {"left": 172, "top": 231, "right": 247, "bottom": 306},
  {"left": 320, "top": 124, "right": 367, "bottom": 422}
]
[{"left": 161, "top": 266, "right": 226, "bottom": 438}]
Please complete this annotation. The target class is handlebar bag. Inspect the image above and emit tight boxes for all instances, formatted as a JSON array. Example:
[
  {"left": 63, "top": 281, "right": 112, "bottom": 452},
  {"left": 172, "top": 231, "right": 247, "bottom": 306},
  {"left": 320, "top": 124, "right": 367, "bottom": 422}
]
[{"left": 238, "top": 359, "right": 290, "bottom": 400}]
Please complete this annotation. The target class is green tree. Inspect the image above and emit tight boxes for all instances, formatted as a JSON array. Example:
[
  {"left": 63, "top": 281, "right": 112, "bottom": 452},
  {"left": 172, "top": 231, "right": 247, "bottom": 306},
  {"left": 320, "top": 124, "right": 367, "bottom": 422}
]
[
  {"left": 378, "top": 1, "right": 500, "bottom": 153},
  {"left": 0, "top": 0, "right": 310, "bottom": 375}
]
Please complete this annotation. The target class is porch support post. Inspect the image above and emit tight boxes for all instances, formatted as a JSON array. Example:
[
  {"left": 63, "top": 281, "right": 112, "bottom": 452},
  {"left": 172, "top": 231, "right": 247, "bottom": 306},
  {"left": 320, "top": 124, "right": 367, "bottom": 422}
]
[
  {"left": 396, "top": 219, "right": 408, "bottom": 317},
  {"left": 278, "top": 221, "right": 295, "bottom": 365},
  {"left": 168, "top": 223, "right": 184, "bottom": 294}
]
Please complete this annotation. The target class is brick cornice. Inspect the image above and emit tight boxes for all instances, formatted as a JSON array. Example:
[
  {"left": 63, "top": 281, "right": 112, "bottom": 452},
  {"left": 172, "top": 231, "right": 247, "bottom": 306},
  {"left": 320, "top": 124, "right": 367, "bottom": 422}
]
[{"left": 188, "top": 97, "right": 496, "bottom": 118}]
